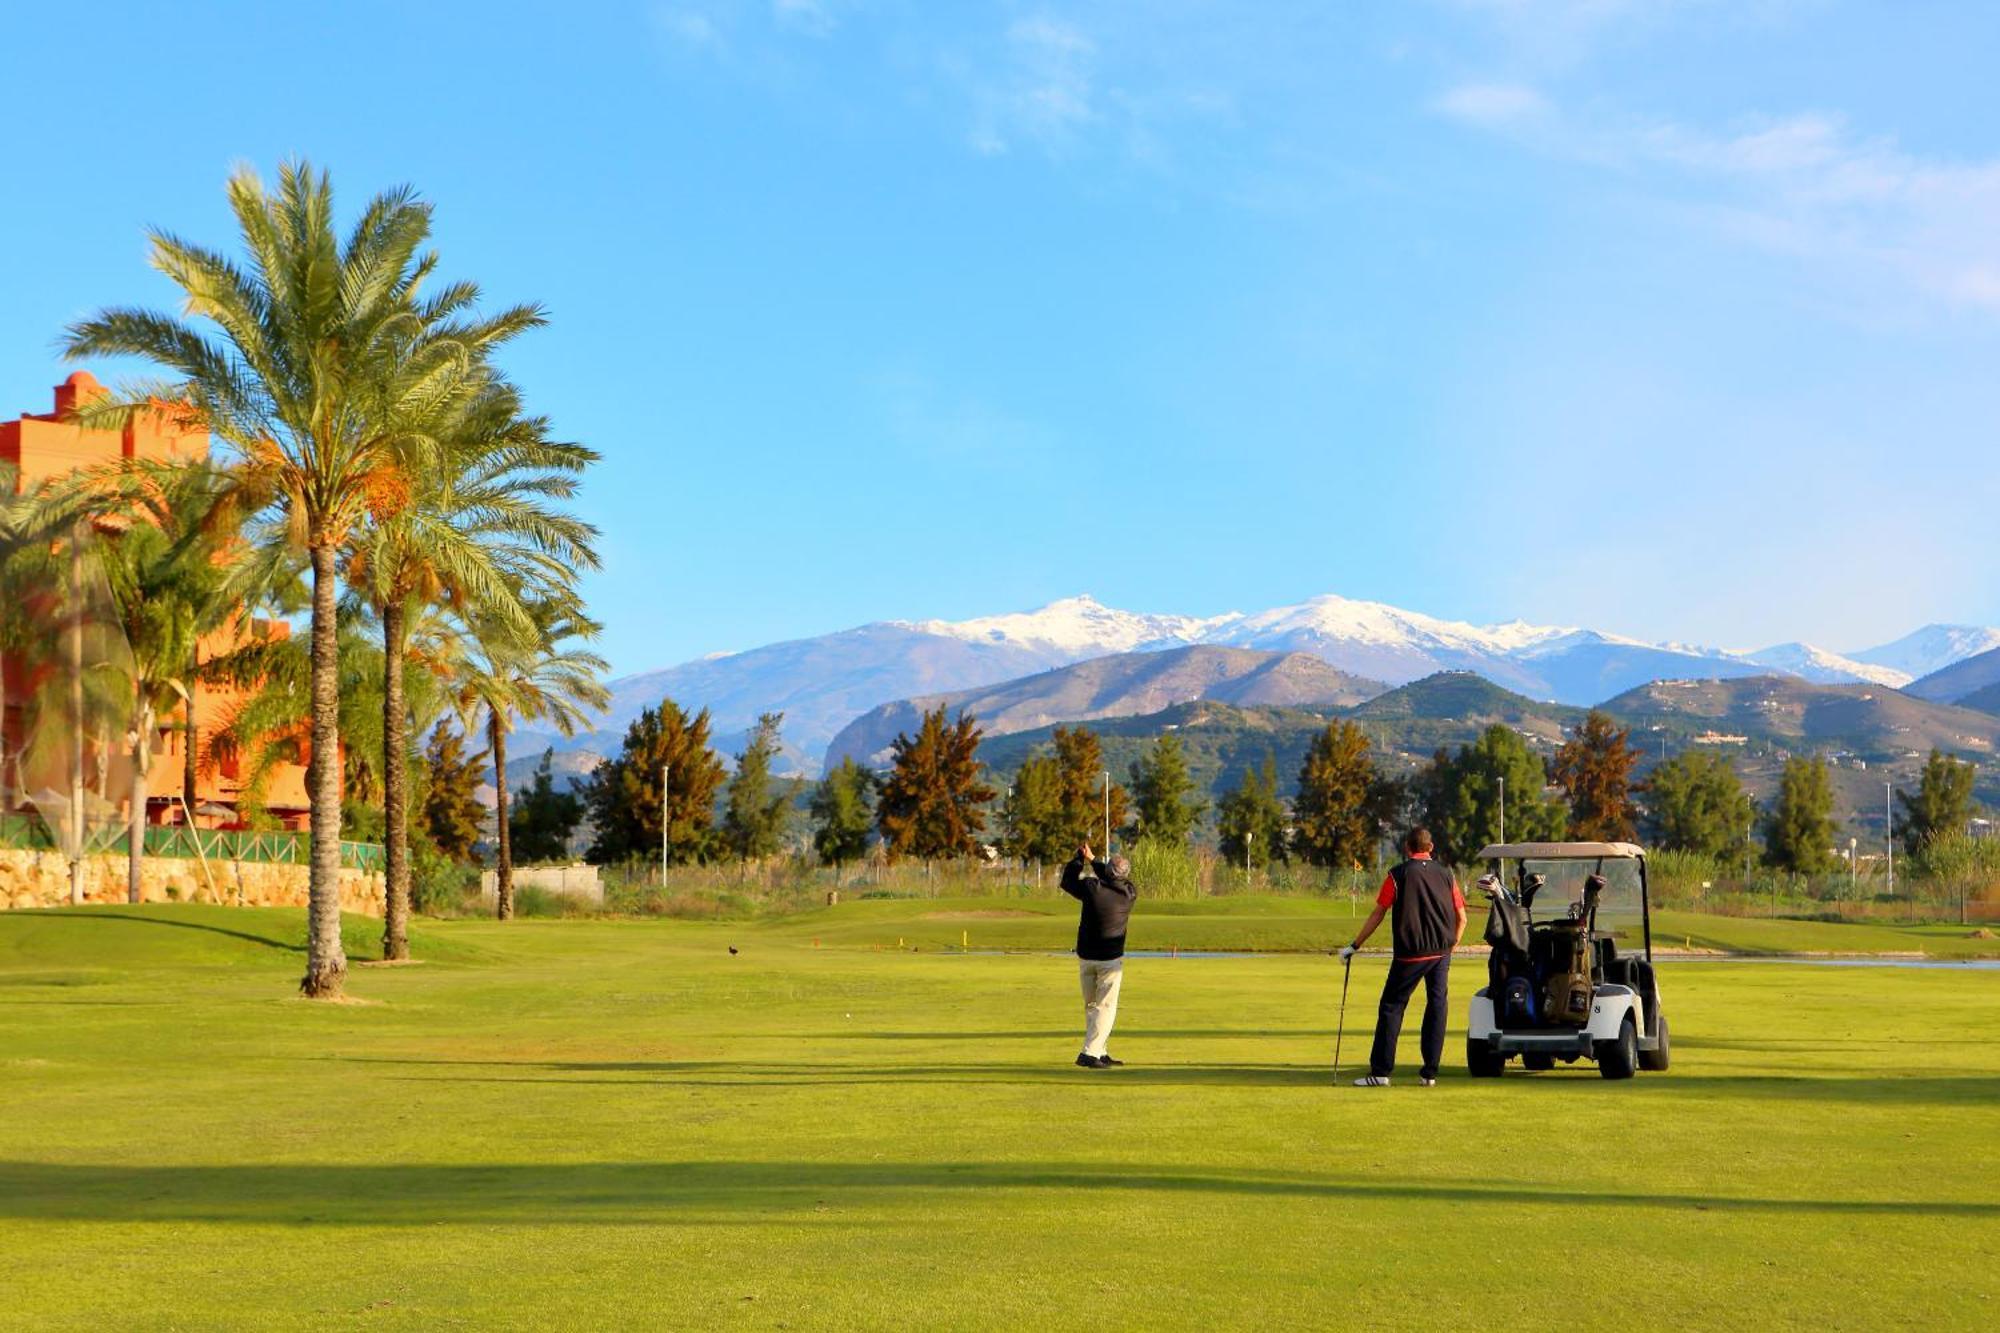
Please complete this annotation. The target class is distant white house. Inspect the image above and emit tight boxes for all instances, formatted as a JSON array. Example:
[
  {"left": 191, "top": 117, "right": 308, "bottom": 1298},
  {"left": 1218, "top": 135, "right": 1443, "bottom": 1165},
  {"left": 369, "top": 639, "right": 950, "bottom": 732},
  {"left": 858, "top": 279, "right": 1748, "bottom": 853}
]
[{"left": 1691, "top": 731, "right": 1749, "bottom": 746}]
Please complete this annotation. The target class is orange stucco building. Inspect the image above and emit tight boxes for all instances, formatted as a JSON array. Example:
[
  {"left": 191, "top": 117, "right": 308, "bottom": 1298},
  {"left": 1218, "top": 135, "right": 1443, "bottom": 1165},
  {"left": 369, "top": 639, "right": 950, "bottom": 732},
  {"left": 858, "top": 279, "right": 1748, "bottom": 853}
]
[{"left": 1, "top": 372, "right": 311, "bottom": 830}]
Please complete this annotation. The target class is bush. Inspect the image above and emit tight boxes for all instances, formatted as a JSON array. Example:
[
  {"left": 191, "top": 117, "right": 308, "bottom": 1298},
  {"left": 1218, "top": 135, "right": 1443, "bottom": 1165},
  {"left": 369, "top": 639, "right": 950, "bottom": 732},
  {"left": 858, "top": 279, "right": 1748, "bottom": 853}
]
[
  {"left": 1128, "top": 838, "right": 1201, "bottom": 900},
  {"left": 341, "top": 802, "right": 386, "bottom": 843},
  {"left": 410, "top": 838, "right": 479, "bottom": 916},
  {"left": 510, "top": 884, "right": 597, "bottom": 918},
  {"left": 1911, "top": 836, "right": 2000, "bottom": 918},
  {"left": 1646, "top": 849, "right": 1728, "bottom": 906}
]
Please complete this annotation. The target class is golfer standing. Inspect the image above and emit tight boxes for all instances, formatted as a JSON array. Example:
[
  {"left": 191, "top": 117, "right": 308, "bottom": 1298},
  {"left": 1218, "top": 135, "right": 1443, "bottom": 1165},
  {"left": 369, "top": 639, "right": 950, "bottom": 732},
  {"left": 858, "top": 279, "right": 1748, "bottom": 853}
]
[
  {"left": 1061, "top": 843, "right": 1137, "bottom": 1069},
  {"left": 1340, "top": 828, "right": 1466, "bottom": 1087}
]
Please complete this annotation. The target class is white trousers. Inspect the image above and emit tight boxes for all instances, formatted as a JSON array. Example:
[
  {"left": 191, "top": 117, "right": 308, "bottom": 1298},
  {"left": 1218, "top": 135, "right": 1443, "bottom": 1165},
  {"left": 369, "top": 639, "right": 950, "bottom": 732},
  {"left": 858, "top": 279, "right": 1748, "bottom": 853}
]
[{"left": 1078, "top": 957, "right": 1124, "bottom": 1058}]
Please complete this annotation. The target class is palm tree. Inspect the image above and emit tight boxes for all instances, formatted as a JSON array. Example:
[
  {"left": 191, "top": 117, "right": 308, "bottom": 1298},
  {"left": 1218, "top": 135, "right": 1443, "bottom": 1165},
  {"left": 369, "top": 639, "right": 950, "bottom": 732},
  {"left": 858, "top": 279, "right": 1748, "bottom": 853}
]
[
  {"left": 348, "top": 385, "right": 598, "bottom": 958},
  {"left": 456, "top": 597, "right": 608, "bottom": 919},
  {"left": 0, "top": 466, "right": 34, "bottom": 814},
  {"left": 63, "top": 163, "right": 538, "bottom": 996},
  {"left": 42, "top": 459, "right": 277, "bottom": 902}
]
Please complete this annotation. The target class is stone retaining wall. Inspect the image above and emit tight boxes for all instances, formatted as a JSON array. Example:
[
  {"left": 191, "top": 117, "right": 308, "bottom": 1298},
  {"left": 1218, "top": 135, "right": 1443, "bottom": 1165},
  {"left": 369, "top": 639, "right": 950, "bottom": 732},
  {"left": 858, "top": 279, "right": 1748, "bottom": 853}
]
[{"left": 0, "top": 849, "right": 385, "bottom": 915}]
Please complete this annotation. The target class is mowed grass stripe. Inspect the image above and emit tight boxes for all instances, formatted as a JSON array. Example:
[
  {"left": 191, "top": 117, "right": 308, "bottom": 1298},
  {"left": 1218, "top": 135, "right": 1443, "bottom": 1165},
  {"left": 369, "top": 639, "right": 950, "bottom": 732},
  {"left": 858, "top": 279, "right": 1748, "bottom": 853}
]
[{"left": 0, "top": 904, "right": 1995, "bottom": 1329}]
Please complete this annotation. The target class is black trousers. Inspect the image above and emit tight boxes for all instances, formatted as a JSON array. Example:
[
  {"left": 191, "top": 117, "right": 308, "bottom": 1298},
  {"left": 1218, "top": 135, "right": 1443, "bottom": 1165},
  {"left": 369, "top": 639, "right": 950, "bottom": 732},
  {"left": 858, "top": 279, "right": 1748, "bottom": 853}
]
[{"left": 1369, "top": 954, "right": 1451, "bottom": 1079}]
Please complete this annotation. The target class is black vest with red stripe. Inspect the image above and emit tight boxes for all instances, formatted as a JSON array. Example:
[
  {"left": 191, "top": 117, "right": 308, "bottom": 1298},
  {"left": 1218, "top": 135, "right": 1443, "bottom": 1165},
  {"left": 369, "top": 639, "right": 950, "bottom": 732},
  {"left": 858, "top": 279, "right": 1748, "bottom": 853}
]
[{"left": 1389, "top": 858, "right": 1457, "bottom": 959}]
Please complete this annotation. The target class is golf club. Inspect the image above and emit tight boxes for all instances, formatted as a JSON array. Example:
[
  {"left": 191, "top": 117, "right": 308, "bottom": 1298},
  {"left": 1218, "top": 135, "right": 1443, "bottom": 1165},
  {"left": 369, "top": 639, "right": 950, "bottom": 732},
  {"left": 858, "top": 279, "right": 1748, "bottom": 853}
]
[{"left": 1333, "top": 950, "right": 1353, "bottom": 1076}]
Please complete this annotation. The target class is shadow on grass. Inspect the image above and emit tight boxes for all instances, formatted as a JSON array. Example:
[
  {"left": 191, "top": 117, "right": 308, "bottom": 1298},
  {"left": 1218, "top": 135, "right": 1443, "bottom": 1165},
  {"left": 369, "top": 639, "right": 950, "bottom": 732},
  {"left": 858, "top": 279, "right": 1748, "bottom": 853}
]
[
  {"left": 0, "top": 1158, "right": 1984, "bottom": 1227},
  {"left": 747, "top": 1029, "right": 1343, "bottom": 1042},
  {"left": 21, "top": 909, "right": 304, "bottom": 954},
  {"left": 338, "top": 1055, "right": 2000, "bottom": 1102}
]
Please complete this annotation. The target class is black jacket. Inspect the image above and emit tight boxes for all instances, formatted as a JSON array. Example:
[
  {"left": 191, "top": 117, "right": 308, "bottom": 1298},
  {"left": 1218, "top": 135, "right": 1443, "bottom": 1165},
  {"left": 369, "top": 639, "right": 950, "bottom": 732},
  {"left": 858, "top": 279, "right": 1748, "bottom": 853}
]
[
  {"left": 1060, "top": 855, "right": 1137, "bottom": 961},
  {"left": 1388, "top": 857, "right": 1459, "bottom": 960}
]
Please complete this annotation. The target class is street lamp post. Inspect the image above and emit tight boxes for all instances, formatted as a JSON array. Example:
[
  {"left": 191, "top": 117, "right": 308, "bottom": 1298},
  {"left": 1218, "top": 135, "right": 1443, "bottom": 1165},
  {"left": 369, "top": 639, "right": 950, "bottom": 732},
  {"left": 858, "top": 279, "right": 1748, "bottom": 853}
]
[{"left": 1885, "top": 780, "right": 1894, "bottom": 896}]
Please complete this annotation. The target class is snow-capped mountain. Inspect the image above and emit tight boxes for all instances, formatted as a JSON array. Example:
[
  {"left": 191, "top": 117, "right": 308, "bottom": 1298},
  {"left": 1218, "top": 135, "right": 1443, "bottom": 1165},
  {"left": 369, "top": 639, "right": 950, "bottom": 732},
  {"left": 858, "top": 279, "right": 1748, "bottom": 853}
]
[
  {"left": 548, "top": 595, "right": 2000, "bottom": 773},
  {"left": 901, "top": 595, "right": 1225, "bottom": 657},
  {"left": 1849, "top": 625, "right": 2000, "bottom": 681},
  {"left": 1744, "top": 643, "right": 1912, "bottom": 689}
]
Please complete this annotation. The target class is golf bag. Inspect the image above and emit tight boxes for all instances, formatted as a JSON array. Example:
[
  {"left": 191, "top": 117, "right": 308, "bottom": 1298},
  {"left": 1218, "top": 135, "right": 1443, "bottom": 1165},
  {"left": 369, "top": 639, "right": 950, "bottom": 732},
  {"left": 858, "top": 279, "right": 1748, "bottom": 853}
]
[
  {"left": 1483, "top": 890, "right": 1539, "bottom": 1027},
  {"left": 1540, "top": 921, "right": 1593, "bottom": 1024},
  {"left": 1538, "top": 877, "right": 1606, "bottom": 1025}
]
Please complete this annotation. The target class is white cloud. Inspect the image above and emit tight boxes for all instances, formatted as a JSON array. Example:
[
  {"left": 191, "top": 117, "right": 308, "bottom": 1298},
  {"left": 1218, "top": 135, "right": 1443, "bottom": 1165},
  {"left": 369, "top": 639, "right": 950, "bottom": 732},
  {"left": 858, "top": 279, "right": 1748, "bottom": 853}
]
[
  {"left": 1446, "top": 90, "right": 2000, "bottom": 315},
  {"left": 773, "top": 0, "right": 836, "bottom": 37},
  {"left": 653, "top": 5, "right": 723, "bottom": 50},
  {"left": 1433, "top": 81, "right": 1548, "bottom": 128},
  {"left": 966, "top": 15, "right": 1099, "bottom": 156}
]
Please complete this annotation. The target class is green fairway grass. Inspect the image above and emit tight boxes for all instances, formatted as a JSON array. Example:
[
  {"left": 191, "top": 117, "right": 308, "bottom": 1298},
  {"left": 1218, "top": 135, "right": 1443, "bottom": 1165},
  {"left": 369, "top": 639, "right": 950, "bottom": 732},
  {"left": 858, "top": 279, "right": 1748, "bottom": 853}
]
[{"left": 2, "top": 903, "right": 1996, "bottom": 1329}]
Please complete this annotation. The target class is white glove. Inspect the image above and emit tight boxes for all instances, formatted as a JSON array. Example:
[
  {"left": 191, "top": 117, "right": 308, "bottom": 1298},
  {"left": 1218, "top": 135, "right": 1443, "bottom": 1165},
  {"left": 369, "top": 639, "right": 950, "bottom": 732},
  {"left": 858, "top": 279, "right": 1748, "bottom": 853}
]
[{"left": 1338, "top": 944, "right": 1357, "bottom": 962}]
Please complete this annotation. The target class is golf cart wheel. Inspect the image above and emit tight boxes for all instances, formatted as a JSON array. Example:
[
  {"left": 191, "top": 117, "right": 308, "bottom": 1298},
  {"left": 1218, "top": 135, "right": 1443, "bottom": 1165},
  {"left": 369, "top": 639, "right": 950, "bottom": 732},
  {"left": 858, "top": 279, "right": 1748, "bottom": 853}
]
[
  {"left": 1596, "top": 1016, "right": 1638, "bottom": 1080},
  {"left": 1639, "top": 1013, "right": 1671, "bottom": 1073},
  {"left": 1521, "top": 1053, "right": 1555, "bottom": 1072},
  {"left": 1466, "top": 1039, "right": 1504, "bottom": 1078}
]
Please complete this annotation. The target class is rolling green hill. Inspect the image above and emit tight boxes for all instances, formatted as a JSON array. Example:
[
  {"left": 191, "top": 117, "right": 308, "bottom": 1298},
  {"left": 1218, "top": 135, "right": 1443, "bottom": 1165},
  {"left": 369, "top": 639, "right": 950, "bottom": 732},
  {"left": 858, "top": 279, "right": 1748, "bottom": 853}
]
[
  {"left": 978, "top": 672, "right": 1580, "bottom": 797},
  {"left": 971, "top": 670, "right": 2000, "bottom": 824},
  {"left": 1601, "top": 675, "right": 2000, "bottom": 759}
]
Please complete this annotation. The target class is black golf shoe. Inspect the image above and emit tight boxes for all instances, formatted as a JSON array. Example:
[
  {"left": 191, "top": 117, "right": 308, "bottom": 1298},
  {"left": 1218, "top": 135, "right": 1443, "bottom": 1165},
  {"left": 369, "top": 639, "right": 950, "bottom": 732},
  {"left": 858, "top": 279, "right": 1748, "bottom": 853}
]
[
  {"left": 1075, "top": 1053, "right": 1106, "bottom": 1069},
  {"left": 1098, "top": 1054, "right": 1125, "bottom": 1066}
]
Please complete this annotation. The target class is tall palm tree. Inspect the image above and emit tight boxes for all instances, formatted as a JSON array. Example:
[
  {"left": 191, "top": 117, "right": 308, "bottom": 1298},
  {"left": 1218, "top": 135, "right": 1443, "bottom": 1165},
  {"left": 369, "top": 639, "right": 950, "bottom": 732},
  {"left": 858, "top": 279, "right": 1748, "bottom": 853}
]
[
  {"left": 456, "top": 598, "right": 608, "bottom": 919},
  {"left": 63, "top": 162, "right": 538, "bottom": 996},
  {"left": 348, "top": 384, "right": 598, "bottom": 958},
  {"left": 0, "top": 465, "right": 34, "bottom": 814},
  {"left": 42, "top": 459, "right": 278, "bottom": 901}
]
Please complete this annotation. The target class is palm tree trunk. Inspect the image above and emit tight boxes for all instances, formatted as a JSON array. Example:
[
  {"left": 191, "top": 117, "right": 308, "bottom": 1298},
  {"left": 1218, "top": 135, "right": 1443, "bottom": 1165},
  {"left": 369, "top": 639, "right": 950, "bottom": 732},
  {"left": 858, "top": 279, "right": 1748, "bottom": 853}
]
[
  {"left": 381, "top": 602, "right": 411, "bottom": 961},
  {"left": 68, "top": 530, "right": 85, "bottom": 905},
  {"left": 490, "top": 707, "right": 512, "bottom": 920},
  {"left": 128, "top": 693, "right": 149, "bottom": 905},
  {"left": 184, "top": 641, "right": 199, "bottom": 828},
  {"left": 0, "top": 651, "right": 11, "bottom": 812},
  {"left": 300, "top": 541, "right": 347, "bottom": 997}
]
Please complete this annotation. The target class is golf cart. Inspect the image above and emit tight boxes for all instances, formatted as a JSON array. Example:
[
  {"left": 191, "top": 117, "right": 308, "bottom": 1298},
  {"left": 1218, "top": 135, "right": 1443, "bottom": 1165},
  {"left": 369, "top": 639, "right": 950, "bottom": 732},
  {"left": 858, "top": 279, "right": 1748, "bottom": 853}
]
[{"left": 1465, "top": 842, "right": 1670, "bottom": 1081}]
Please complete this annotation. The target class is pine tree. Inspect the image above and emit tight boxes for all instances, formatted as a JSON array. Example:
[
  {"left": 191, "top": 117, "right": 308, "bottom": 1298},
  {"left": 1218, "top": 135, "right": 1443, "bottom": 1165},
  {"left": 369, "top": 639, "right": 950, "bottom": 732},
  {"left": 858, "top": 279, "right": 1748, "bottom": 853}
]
[
  {"left": 583, "top": 698, "right": 726, "bottom": 865},
  {"left": 1551, "top": 710, "right": 1641, "bottom": 840},
  {"left": 1765, "top": 754, "right": 1836, "bottom": 874},
  {"left": 1000, "top": 755, "right": 1070, "bottom": 863},
  {"left": 421, "top": 722, "right": 485, "bottom": 863},
  {"left": 1895, "top": 749, "right": 1978, "bottom": 855},
  {"left": 1128, "top": 732, "right": 1204, "bottom": 847},
  {"left": 1217, "top": 751, "right": 1288, "bottom": 868},
  {"left": 509, "top": 748, "right": 585, "bottom": 864},
  {"left": 875, "top": 706, "right": 996, "bottom": 860},
  {"left": 722, "top": 713, "right": 790, "bottom": 860},
  {"left": 1291, "top": 721, "right": 1392, "bottom": 869},
  {"left": 1419, "top": 725, "right": 1564, "bottom": 865},
  {"left": 809, "top": 757, "right": 875, "bottom": 864},
  {"left": 1641, "top": 750, "right": 1756, "bottom": 858},
  {"left": 1051, "top": 725, "right": 1129, "bottom": 850}
]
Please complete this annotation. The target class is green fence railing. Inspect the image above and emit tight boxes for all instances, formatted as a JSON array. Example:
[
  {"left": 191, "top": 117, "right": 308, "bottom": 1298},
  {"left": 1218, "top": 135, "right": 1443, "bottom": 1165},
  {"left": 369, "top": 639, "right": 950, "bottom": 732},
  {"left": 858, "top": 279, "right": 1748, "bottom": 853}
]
[
  {"left": 0, "top": 813, "right": 55, "bottom": 851},
  {"left": 0, "top": 814, "right": 383, "bottom": 873}
]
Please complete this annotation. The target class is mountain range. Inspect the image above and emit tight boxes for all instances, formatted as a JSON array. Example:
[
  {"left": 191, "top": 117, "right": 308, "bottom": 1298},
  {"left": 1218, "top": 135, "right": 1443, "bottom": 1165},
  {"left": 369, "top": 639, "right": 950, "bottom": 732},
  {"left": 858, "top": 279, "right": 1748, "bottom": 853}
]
[
  {"left": 540, "top": 594, "right": 2000, "bottom": 773},
  {"left": 826, "top": 645, "right": 1386, "bottom": 768},
  {"left": 971, "top": 670, "right": 2000, "bottom": 826}
]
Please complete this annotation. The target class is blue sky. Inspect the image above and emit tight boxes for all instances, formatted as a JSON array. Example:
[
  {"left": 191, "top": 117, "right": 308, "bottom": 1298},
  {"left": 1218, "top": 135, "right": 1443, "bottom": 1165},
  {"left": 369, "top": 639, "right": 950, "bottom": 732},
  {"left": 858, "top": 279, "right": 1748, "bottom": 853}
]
[{"left": 4, "top": 1, "right": 1998, "bottom": 673}]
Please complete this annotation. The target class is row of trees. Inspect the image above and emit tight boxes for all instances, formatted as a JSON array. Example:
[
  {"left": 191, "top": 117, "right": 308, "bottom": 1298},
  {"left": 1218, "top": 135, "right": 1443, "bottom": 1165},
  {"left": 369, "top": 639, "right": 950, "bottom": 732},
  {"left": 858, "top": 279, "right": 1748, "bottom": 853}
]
[
  {"left": 3, "top": 164, "right": 612, "bottom": 996},
  {"left": 500, "top": 694, "right": 1988, "bottom": 881}
]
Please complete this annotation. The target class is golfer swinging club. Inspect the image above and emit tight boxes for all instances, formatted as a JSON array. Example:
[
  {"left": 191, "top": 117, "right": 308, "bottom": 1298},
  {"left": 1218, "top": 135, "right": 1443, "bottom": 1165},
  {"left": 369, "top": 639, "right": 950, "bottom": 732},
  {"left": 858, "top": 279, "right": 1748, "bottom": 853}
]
[
  {"left": 1339, "top": 827, "right": 1465, "bottom": 1087},
  {"left": 1061, "top": 842, "right": 1137, "bottom": 1069}
]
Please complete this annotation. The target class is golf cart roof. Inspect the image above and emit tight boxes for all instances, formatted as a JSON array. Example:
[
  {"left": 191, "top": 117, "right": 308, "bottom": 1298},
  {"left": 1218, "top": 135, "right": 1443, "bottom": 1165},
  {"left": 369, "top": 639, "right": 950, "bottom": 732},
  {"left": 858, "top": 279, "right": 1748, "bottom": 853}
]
[{"left": 1476, "top": 841, "right": 1646, "bottom": 861}]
